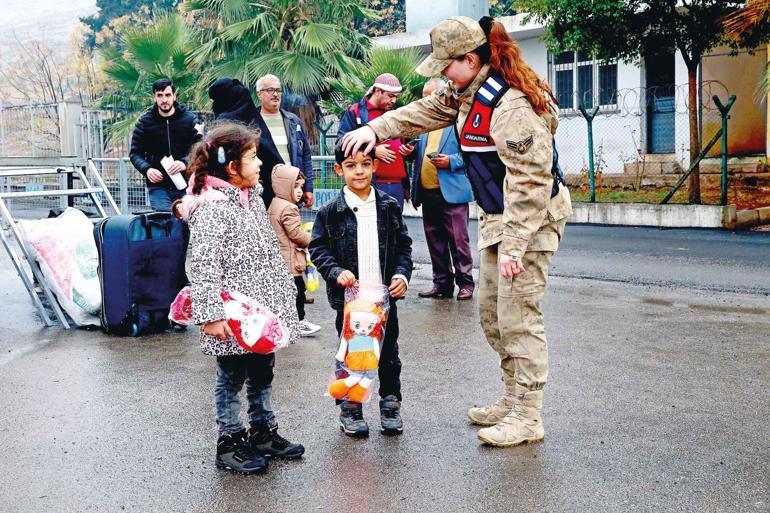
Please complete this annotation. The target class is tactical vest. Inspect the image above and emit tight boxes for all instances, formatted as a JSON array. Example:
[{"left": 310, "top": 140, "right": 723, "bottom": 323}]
[
  {"left": 458, "top": 74, "right": 566, "bottom": 215},
  {"left": 458, "top": 74, "right": 509, "bottom": 214}
]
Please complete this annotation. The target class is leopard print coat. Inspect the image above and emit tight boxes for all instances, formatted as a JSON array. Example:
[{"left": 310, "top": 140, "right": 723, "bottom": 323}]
[{"left": 186, "top": 179, "right": 299, "bottom": 355}]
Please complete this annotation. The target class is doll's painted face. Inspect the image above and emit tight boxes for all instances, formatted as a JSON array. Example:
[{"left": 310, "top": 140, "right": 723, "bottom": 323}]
[{"left": 349, "top": 311, "right": 380, "bottom": 336}]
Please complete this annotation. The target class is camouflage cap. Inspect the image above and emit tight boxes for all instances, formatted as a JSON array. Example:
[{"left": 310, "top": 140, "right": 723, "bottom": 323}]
[{"left": 416, "top": 16, "right": 487, "bottom": 77}]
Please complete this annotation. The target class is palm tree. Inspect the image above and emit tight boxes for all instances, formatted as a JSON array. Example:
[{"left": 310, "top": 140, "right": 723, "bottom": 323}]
[
  {"left": 323, "top": 46, "right": 427, "bottom": 117},
  {"left": 98, "top": 13, "right": 199, "bottom": 140},
  {"left": 723, "top": 1, "right": 770, "bottom": 101},
  {"left": 183, "top": 0, "right": 375, "bottom": 98}
]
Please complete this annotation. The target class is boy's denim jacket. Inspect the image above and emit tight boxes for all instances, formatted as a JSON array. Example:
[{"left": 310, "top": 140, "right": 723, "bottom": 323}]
[{"left": 309, "top": 187, "right": 413, "bottom": 310}]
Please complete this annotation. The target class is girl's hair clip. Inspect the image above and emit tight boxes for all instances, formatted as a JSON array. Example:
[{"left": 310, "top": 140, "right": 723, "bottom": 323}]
[
  {"left": 205, "top": 141, "right": 211, "bottom": 150},
  {"left": 217, "top": 146, "right": 226, "bottom": 165}
]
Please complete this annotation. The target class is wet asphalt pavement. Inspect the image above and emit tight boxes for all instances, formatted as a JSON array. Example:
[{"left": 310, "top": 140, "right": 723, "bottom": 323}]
[{"left": 0, "top": 222, "right": 768, "bottom": 513}]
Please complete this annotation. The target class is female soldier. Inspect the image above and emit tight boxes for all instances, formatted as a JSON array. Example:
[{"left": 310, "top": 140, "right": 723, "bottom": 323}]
[{"left": 341, "top": 15, "right": 572, "bottom": 447}]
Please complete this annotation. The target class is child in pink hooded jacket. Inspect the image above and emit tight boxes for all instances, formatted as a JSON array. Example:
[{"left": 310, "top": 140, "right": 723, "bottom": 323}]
[{"left": 267, "top": 163, "right": 321, "bottom": 337}]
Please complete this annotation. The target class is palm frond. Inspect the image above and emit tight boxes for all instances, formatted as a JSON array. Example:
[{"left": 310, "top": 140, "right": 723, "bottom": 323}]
[
  {"left": 125, "top": 15, "right": 188, "bottom": 71},
  {"left": 293, "top": 23, "right": 347, "bottom": 55},
  {"left": 281, "top": 53, "right": 328, "bottom": 94},
  {"left": 246, "top": 51, "right": 328, "bottom": 95},
  {"left": 723, "top": 1, "right": 770, "bottom": 40},
  {"left": 104, "top": 112, "right": 144, "bottom": 144},
  {"left": 101, "top": 59, "right": 141, "bottom": 88},
  {"left": 324, "top": 46, "right": 425, "bottom": 110},
  {"left": 183, "top": 0, "right": 252, "bottom": 24}
]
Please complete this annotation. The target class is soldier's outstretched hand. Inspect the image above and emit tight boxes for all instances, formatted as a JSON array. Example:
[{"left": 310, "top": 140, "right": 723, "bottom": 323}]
[{"left": 342, "top": 126, "right": 378, "bottom": 157}]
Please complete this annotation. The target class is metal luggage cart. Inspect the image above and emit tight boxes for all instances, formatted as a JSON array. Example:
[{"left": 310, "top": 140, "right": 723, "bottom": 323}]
[{"left": 0, "top": 157, "right": 121, "bottom": 328}]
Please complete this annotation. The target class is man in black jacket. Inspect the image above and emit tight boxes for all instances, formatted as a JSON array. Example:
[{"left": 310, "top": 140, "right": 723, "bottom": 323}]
[{"left": 129, "top": 79, "right": 201, "bottom": 211}]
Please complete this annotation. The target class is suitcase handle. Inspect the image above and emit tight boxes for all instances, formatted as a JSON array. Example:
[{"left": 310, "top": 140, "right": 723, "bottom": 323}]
[{"left": 143, "top": 216, "right": 174, "bottom": 238}]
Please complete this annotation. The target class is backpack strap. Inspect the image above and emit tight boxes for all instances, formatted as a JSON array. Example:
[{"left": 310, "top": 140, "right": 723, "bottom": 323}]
[{"left": 474, "top": 74, "right": 509, "bottom": 108}]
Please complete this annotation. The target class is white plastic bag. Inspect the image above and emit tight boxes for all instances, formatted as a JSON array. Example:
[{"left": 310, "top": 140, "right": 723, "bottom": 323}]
[{"left": 17, "top": 208, "right": 101, "bottom": 326}]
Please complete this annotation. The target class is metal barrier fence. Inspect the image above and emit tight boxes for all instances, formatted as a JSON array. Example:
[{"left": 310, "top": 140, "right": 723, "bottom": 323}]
[
  {"left": 0, "top": 104, "right": 61, "bottom": 157},
  {"left": 0, "top": 159, "right": 122, "bottom": 220},
  {"left": 0, "top": 155, "right": 341, "bottom": 220}
]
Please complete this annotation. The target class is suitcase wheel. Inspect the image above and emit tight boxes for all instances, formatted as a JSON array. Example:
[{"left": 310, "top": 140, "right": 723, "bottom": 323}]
[{"left": 129, "top": 323, "right": 140, "bottom": 337}]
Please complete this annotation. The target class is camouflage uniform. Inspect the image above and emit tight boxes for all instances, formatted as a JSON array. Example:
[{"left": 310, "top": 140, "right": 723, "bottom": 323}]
[{"left": 367, "top": 22, "right": 572, "bottom": 445}]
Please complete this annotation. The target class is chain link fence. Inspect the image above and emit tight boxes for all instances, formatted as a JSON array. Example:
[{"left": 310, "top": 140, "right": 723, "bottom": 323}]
[
  {"left": 0, "top": 104, "right": 61, "bottom": 157},
  {"left": 554, "top": 81, "right": 739, "bottom": 203}
]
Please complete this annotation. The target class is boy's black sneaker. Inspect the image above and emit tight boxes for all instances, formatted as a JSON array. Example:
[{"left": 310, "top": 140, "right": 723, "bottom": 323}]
[
  {"left": 339, "top": 402, "right": 369, "bottom": 438},
  {"left": 249, "top": 421, "right": 305, "bottom": 459},
  {"left": 216, "top": 429, "right": 268, "bottom": 475},
  {"left": 380, "top": 395, "right": 403, "bottom": 435}
]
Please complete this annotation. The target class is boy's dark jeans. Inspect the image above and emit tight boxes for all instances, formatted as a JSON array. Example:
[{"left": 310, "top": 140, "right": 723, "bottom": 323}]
[
  {"left": 215, "top": 353, "right": 275, "bottom": 435},
  {"left": 335, "top": 301, "right": 402, "bottom": 403}
]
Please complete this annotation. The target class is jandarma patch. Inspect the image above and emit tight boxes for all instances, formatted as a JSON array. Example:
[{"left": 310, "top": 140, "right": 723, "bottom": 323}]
[{"left": 506, "top": 136, "right": 533, "bottom": 154}]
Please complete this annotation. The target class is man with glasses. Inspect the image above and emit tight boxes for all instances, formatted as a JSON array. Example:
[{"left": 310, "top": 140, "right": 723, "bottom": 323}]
[{"left": 254, "top": 74, "right": 314, "bottom": 209}]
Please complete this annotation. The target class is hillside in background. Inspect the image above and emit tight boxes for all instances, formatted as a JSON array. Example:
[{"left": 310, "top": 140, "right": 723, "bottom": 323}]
[{"left": 0, "top": 1, "right": 96, "bottom": 56}]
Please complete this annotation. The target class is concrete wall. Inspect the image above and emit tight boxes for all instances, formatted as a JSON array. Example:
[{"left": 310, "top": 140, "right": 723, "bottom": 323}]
[{"left": 570, "top": 203, "right": 737, "bottom": 228}]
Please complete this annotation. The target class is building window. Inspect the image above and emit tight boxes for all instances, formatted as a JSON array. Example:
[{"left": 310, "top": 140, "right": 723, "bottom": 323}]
[{"left": 550, "top": 51, "right": 618, "bottom": 111}]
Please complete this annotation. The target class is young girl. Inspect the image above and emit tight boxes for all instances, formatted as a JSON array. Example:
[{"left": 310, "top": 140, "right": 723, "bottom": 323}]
[{"left": 175, "top": 122, "right": 303, "bottom": 475}]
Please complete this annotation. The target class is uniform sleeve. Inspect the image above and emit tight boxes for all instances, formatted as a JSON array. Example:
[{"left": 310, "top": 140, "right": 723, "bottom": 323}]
[
  {"left": 490, "top": 103, "right": 553, "bottom": 259},
  {"left": 368, "top": 89, "right": 459, "bottom": 141},
  {"left": 189, "top": 207, "right": 227, "bottom": 325}
]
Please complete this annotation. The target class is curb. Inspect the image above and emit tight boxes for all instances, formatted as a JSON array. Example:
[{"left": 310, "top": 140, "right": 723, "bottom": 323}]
[{"left": 403, "top": 202, "right": 770, "bottom": 230}]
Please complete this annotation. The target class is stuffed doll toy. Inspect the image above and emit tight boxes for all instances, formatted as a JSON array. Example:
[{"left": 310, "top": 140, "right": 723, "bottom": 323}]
[
  {"left": 169, "top": 286, "right": 290, "bottom": 354},
  {"left": 328, "top": 297, "right": 388, "bottom": 403}
]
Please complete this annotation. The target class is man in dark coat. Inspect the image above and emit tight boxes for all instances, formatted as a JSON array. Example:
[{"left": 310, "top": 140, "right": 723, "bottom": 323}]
[
  {"left": 208, "top": 76, "right": 314, "bottom": 208},
  {"left": 129, "top": 78, "right": 201, "bottom": 211}
]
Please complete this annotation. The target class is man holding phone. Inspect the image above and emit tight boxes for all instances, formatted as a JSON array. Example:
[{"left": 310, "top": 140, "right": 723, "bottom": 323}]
[
  {"left": 336, "top": 73, "right": 414, "bottom": 209},
  {"left": 410, "top": 78, "right": 475, "bottom": 301}
]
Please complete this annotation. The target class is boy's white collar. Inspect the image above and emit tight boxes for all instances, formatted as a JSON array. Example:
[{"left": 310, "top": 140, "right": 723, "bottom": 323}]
[{"left": 343, "top": 185, "right": 375, "bottom": 206}]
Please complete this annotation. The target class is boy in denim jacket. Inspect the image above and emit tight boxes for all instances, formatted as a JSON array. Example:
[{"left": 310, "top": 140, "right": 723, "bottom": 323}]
[{"left": 309, "top": 141, "right": 412, "bottom": 437}]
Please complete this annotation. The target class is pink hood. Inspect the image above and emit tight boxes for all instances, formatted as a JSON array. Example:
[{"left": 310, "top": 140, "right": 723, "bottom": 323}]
[{"left": 175, "top": 175, "right": 248, "bottom": 221}]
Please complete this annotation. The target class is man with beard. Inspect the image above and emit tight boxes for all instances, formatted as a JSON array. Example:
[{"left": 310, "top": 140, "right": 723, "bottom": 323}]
[
  {"left": 129, "top": 79, "right": 201, "bottom": 211},
  {"left": 336, "top": 73, "right": 414, "bottom": 209}
]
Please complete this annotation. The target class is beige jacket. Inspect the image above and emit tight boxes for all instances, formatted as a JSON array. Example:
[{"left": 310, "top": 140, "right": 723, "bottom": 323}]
[
  {"left": 368, "top": 65, "right": 572, "bottom": 258},
  {"left": 267, "top": 164, "right": 310, "bottom": 276}
]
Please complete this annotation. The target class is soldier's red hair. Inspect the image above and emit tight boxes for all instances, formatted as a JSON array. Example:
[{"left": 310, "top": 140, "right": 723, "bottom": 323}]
[{"left": 478, "top": 17, "right": 554, "bottom": 117}]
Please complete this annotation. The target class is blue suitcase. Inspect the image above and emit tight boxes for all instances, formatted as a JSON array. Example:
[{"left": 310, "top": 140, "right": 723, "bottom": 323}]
[{"left": 94, "top": 213, "right": 187, "bottom": 336}]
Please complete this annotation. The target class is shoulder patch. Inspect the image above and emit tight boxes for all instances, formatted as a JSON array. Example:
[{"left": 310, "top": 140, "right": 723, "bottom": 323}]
[{"left": 506, "top": 136, "right": 533, "bottom": 154}]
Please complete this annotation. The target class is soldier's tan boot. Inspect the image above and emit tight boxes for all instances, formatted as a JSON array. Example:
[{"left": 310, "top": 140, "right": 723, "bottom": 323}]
[
  {"left": 467, "top": 377, "right": 516, "bottom": 426},
  {"left": 477, "top": 387, "right": 544, "bottom": 447}
]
